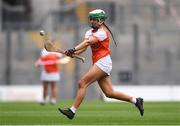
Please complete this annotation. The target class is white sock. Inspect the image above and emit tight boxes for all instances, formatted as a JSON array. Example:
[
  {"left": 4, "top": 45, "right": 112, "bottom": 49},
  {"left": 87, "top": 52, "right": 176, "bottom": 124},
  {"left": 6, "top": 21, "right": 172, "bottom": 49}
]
[
  {"left": 50, "top": 98, "right": 56, "bottom": 104},
  {"left": 70, "top": 106, "right": 77, "bottom": 114},
  {"left": 130, "top": 97, "right": 137, "bottom": 104},
  {"left": 44, "top": 96, "right": 49, "bottom": 103}
]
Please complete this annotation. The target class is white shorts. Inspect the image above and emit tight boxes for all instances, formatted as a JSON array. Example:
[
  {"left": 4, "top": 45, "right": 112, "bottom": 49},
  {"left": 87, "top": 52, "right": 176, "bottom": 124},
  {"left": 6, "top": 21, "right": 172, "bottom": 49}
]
[
  {"left": 95, "top": 55, "right": 112, "bottom": 75},
  {"left": 40, "top": 68, "right": 60, "bottom": 81}
]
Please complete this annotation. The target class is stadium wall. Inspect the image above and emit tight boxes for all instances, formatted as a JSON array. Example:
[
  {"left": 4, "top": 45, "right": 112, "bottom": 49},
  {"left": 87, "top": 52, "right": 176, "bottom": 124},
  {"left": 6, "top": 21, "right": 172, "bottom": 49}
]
[
  {"left": 0, "top": 85, "right": 42, "bottom": 102},
  {"left": 0, "top": 85, "right": 179, "bottom": 101}
]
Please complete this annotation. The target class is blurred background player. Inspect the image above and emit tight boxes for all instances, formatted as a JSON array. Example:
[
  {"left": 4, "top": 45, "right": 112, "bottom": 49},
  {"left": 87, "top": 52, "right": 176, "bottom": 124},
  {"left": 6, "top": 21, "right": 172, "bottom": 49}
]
[
  {"left": 59, "top": 9, "right": 144, "bottom": 119},
  {"left": 35, "top": 48, "right": 70, "bottom": 105}
]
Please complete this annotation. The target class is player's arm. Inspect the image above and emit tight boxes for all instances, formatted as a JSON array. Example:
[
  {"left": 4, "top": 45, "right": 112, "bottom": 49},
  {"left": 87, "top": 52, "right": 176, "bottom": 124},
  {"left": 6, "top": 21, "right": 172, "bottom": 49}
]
[
  {"left": 65, "top": 36, "right": 98, "bottom": 57},
  {"left": 74, "top": 46, "right": 87, "bottom": 55},
  {"left": 57, "top": 56, "right": 70, "bottom": 64},
  {"left": 34, "top": 59, "right": 41, "bottom": 67},
  {"left": 74, "top": 37, "right": 98, "bottom": 51}
]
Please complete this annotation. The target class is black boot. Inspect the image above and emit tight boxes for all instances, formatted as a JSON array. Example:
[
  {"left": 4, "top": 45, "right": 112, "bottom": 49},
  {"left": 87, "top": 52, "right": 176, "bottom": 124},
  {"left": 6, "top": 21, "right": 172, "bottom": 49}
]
[
  {"left": 58, "top": 108, "right": 75, "bottom": 119},
  {"left": 135, "top": 98, "right": 144, "bottom": 116}
]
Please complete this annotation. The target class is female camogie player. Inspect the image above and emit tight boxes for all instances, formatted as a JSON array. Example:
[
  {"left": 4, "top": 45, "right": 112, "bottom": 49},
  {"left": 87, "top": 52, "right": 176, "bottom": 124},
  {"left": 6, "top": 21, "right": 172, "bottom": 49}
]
[
  {"left": 35, "top": 48, "right": 70, "bottom": 105},
  {"left": 59, "top": 9, "right": 144, "bottom": 119}
]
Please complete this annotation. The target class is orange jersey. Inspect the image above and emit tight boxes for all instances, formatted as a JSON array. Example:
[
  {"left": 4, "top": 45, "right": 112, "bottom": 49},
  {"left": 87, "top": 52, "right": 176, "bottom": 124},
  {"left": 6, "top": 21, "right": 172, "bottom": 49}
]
[
  {"left": 40, "top": 49, "right": 62, "bottom": 73},
  {"left": 85, "top": 26, "right": 110, "bottom": 63},
  {"left": 41, "top": 54, "right": 59, "bottom": 73}
]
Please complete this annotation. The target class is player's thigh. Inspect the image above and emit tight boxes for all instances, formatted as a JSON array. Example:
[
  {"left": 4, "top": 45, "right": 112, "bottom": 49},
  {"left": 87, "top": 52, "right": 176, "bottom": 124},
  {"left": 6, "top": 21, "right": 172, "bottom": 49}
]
[
  {"left": 43, "top": 81, "right": 48, "bottom": 88},
  {"left": 80, "top": 64, "right": 107, "bottom": 87},
  {"left": 97, "top": 76, "right": 114, "bottom": 94}
]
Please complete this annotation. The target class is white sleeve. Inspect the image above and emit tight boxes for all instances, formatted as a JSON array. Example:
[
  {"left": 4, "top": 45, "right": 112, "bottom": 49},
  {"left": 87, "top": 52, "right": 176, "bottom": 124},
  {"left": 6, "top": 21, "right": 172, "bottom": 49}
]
[
  {"left": 41, "top": 48, "right": 48, "bottom": 56},
  {"left": 85, "top": 30, "right": 92, "bottom": 39},
  {"left": 93, "top": 30, "right": 107, "bottom": 41}
]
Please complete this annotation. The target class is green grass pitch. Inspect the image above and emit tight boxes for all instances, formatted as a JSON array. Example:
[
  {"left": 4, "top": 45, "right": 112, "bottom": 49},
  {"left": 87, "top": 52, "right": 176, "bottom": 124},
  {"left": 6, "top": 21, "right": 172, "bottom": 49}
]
[{"left": 0, "top": 101, "right": 180, "bottom": 125}]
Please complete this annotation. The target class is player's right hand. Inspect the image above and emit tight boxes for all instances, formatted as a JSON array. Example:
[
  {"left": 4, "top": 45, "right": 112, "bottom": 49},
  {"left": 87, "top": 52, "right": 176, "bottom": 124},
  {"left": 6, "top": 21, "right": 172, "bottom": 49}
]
[{"left": 65, "top": 48, "right": 76, "bottom": 57}]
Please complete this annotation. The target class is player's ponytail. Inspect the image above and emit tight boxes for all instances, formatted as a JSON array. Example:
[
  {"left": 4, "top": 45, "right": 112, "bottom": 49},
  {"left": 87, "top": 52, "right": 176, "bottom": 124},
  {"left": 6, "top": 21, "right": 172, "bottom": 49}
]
[{"left": 103, "top": 23, "right": 117, "bottom": 47}]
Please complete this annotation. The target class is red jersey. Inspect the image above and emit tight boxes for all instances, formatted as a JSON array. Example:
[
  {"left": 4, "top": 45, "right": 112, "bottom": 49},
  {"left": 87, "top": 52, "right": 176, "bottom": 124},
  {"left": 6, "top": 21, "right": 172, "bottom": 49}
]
[
  {"left": 41, "top": 54, "right": 59, "bottom": 73},
  {"left": 85, "top": 26, "right": 110, "bottom": 63},
  {"left": 40, "top": 49, "right": 62, "bottom": 73}
]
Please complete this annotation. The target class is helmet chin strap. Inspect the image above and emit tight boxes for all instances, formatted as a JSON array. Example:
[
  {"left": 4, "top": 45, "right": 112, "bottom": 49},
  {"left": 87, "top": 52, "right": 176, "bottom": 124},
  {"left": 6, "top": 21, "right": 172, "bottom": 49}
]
[{"left": 91, "top": 25, "right": 99, "bottom": 30}]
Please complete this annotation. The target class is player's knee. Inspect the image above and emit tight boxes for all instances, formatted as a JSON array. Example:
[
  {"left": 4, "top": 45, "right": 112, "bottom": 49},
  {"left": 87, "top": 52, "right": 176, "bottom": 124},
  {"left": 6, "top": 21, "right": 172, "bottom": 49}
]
[{"left": 78, "top": 79, "right": 86, "bottom": 89}]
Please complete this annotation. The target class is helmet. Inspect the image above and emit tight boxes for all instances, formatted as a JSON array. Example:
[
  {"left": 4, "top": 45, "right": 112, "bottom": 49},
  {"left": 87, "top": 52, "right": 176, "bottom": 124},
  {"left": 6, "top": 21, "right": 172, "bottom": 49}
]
[{"left": 88, "top": 9, "right": 107, "bottom": 21}]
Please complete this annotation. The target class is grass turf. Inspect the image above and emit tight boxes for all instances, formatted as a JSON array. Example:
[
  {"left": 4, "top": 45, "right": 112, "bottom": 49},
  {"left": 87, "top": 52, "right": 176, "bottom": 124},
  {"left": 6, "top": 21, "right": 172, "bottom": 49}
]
[{"left": 0, "top": 101, "right": 180, "bottom": 125}]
